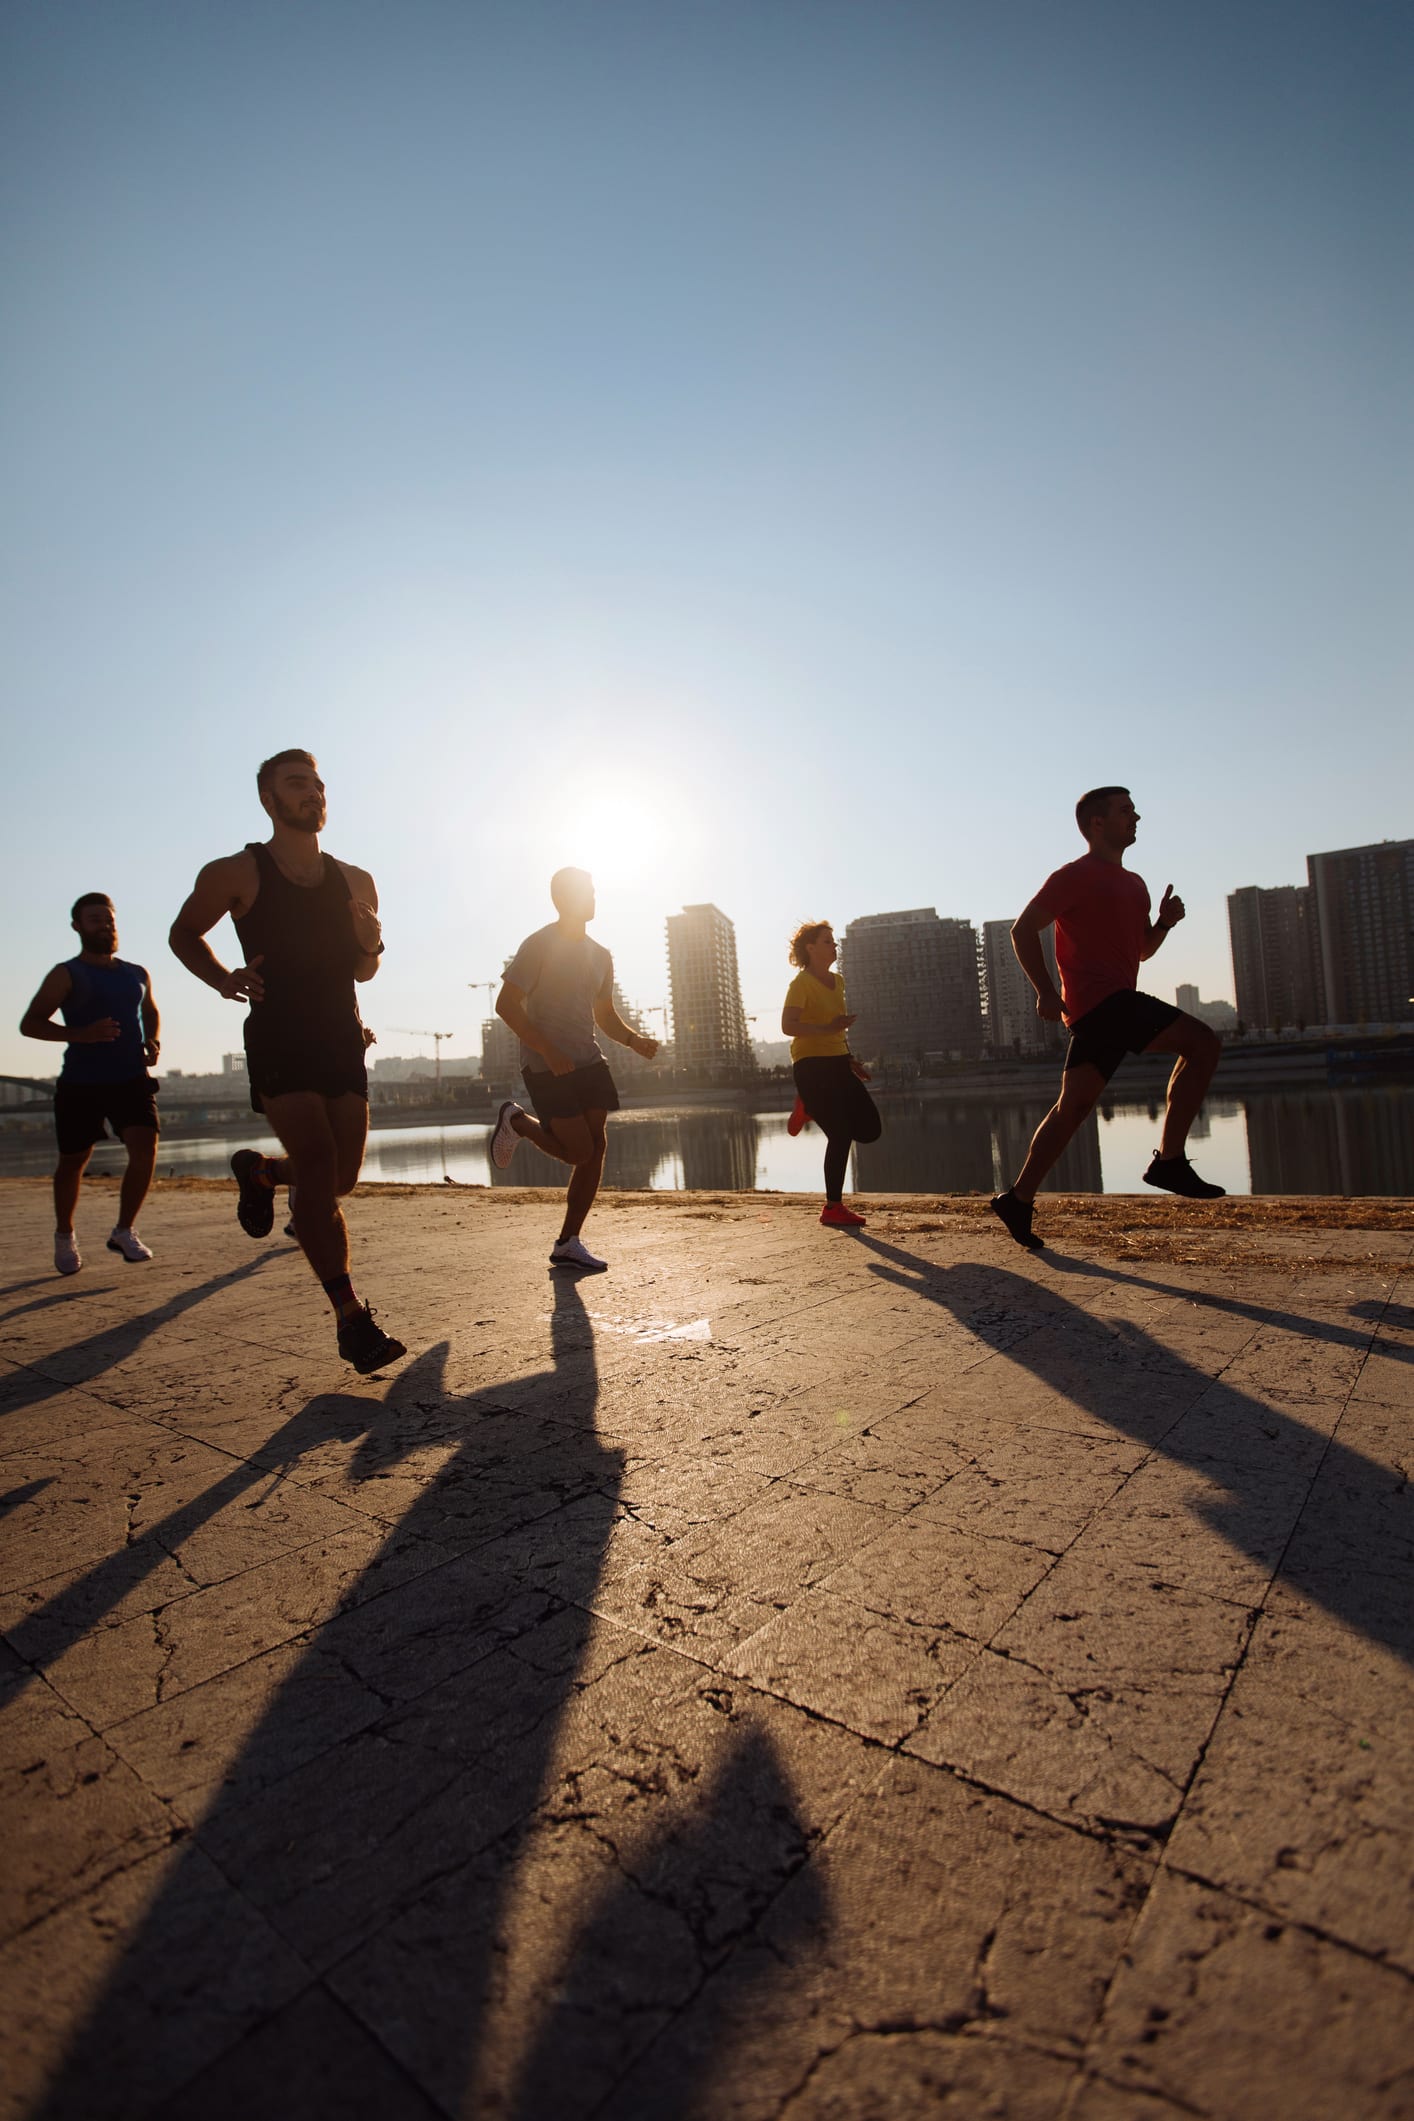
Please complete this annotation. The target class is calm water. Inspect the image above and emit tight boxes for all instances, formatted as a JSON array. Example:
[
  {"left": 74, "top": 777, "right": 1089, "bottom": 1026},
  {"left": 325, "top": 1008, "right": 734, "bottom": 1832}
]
[{"left": 13, "top": 1086, "right": 1413, "bottom": 1196}]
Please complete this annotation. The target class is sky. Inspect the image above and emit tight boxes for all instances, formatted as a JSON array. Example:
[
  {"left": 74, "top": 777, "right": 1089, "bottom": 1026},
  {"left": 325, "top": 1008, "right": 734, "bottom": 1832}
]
[{"left": 2, "top": 0, "right": 1409, "bottom": 1075}]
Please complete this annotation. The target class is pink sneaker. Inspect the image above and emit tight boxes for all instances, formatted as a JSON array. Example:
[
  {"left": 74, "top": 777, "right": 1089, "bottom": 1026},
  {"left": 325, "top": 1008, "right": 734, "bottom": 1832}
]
[
  {"left": 787, "top": 1097, "right": 809, "bottom": 1136},
  {"left": 820, "top": 1203, "right": 867, "bottom": 1228}
]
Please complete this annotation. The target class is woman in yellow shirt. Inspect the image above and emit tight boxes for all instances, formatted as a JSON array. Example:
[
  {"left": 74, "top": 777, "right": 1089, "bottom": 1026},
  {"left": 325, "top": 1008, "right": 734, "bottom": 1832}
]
[{"left": 781, "top": 920, "right": 882, "bottom": 1227}]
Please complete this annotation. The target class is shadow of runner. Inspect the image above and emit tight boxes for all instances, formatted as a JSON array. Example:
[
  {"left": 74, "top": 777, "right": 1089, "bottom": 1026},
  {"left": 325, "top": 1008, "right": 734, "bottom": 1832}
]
[
  {"left": 507, "top": 1722, "right": 829, "bottom": 2121},
  {"left": 28, "top": 1278, "right": 826, "bottom": 2120},
  {"left": 856, "top": 1235, "right": 1413, "bottom": 1669},
  {"left": 1044, "top": 1250, "right": 1413, "bottom": 1369},
  {"left": 0, "top": 1255, "right": 274, "bottom": 1419}
]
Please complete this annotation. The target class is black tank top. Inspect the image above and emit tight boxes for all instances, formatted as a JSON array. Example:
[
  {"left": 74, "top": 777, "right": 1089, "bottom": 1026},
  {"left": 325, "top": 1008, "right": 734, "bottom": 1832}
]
[{"left": 234, "top": 843, "right": 362, "bottom": 1042}]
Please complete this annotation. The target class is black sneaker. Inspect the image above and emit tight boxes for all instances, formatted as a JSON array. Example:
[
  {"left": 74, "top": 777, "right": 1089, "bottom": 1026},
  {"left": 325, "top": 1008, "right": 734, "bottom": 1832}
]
[
  {"left": 1143, "top": 1152, "right": 1226, "bottom": 1200},
  {"left": 337, "top": 1303, "right": 408, "bottom": 1374},
  {"left": 990, "top": 1189, "right": 1044, "bottom": 1252},
  {"left": 231, "top": 1149, "right": 275, "bottom": 1238}
]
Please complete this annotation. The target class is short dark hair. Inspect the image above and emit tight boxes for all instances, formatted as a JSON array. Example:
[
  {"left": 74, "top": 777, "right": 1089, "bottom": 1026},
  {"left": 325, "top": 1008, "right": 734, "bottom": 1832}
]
[
  {"left": 257, "top": 748, "right": 318, "bottom": 795},
  {"left": 1075, "top": 785, "right": 1129, "bottom": 837},
  {"left": 71, "top": 892, "right": 112, "bottom": 922}
]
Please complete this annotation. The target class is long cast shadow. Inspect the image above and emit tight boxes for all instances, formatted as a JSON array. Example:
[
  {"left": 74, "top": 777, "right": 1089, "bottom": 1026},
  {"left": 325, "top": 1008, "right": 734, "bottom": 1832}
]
[
  {"left": 856, "top": 1235, "right": 1412, "bottom": 1668},
  {"left": 1043, "top": 1249, "right": 1413, "bottom": 1367},
  {"left": 28, "top": 1276, "right": 823, "bottom": 2119},
  {"left": 0, "top": 1255, "right": 274, "bottom": 1423}
]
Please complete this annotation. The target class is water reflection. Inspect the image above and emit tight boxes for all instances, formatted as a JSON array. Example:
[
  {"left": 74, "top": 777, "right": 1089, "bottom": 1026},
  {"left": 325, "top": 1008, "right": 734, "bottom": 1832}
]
[
  {"left": 989, "top": 1102, "right": 1104, "bottom": 1194},
  {"left": 5, "top": 1086, "right": 1412, "bottom": 1195},
  {"left": 1245, "top": 1088, "right": 1414, "bottom": 1196}
]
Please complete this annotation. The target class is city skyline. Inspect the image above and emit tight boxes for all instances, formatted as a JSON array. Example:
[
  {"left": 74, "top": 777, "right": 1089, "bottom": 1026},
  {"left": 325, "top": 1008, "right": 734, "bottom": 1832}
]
[
  {"left": 6, "top": 830, "right": 1410, "bottom": 1082},
  {"left": 3, "top": 3, "right": 1409, "bottom": 1076}
]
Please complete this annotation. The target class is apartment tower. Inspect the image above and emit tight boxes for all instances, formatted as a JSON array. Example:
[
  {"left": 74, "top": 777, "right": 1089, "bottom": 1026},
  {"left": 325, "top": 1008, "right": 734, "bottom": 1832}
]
[
  {"left": 665, "top": 904, "right": 753, "bottom": 1078},
  {"left": 1226, "top": 885, "right": 1322, "bottom": 1033},
  {"left": 1307, "top": 839, "right": 1414, "bottom": 1027},
  {"left": 840, "top": 909, "right": 984, "bottom": 1064}
]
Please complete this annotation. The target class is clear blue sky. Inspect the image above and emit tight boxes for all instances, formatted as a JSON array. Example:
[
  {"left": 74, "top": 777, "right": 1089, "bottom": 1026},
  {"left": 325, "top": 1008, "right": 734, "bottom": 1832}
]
[{"left": 3, "top": 0, "right": 1409, "bottom": 1074}]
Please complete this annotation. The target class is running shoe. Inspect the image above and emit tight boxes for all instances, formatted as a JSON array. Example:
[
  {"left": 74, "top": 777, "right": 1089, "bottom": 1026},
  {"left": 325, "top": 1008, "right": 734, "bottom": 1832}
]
[
  {"left": 54, "top": 1231, "right": 81, "bottom": 1276},
  {"left": 106, "top": 1227, "right": 154, "bottom": 1263},
  {"left": 989, "top": 1190, "right": 1044, "bottom": 1252},
  {"left": 1142, "top": 1152, "right": 1226, "bottom": 1200},
  {"left": 489, "top": 1100, "right": 525, "bottom": 1171},
  {"left": 550, "top": 1235, "right": 608, "bottom": 1272},
  {"left": 786, "top": 1096, "right": 809, "bottom": 1136},
  {"left": 230, "top": 1149, "right": 275, "bottom": 1238},
  {"left": 337, "top": 1303, "right": 408, "bottom": 1374},
  {"left": 820, "top": 1203, "right": 867, "bottom": 1228}
]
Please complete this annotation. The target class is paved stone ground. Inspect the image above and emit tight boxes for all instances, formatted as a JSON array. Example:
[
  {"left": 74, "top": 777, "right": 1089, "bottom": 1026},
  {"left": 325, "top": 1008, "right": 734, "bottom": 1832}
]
[{"left": 1, "top": 1174, "right": 1411, "bottom": 2120}]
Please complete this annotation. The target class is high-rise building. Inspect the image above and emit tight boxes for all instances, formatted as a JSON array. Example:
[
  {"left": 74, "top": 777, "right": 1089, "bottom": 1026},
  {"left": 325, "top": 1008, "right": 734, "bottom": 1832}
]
[
  {"left": 983, "top": 920, "right": 1064, "bottom": 1057},
  {"left": 840, "top": 909, "right": 983, "bottom": 1064},
  {"left": 479, "top": 1014, "right": 520, "bottom": 1085},
  {"left": 1175, "top": 985, "right": 1238, "bottom": 1035},
  {"left": 666, "top": 904, "right": 753, "bottom": 1078},
  {"left": 1307, "top": 839, "right": 1414, "bottom": 1027},
  {"left": 1227, "top": 885, "right": 1322, "bottom": 1033}
]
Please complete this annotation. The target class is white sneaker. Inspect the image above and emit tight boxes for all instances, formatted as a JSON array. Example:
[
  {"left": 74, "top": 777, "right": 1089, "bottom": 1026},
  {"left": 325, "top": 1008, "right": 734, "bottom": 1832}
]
[
  {"left": 107, "top": 1226, "right": 154, "bottom": 1263},
  {"left": 550, "top": 1235, "right": 608, "bottom": 1273},
  {"left": 489, "top": 1100, "right": 525, "bottom": 1171},
  {"left": 54, "top": 1231, "right": 81, "bottom": 1276}
]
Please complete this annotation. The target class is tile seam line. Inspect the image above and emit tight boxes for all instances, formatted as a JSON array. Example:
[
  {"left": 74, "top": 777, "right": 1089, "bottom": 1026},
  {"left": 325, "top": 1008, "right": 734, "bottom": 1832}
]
[
  {"left": 1068, "top": 1264, "right": 1405, "bottom": 2088},
  {"left": 1156, "top": 1852, "right": 1414, "bottom": 1986},
  {"left": 559, "top": 1598, "right": 1168, "bottom": 1861}
]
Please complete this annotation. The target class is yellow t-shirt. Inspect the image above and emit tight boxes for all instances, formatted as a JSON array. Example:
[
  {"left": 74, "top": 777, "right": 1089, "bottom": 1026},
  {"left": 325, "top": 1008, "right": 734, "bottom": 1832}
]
[{"left": 785, "top": 969, "right": 849, "bottom": 1060}]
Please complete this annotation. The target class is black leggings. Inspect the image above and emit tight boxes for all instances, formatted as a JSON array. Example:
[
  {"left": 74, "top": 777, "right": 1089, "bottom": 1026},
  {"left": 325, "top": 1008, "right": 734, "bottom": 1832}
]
[{"left": 793, "top": 1056, "right": 882, "bottom": 1202}]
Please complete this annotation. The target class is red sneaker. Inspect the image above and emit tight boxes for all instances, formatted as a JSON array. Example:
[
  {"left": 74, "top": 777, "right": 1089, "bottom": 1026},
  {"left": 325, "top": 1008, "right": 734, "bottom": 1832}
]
[
  {"left": 787, "top": 1096, "right": 809, "bottom": 1136},
  {"left": 820, "top": 1203, "right": 867, "bottom": 1228}
]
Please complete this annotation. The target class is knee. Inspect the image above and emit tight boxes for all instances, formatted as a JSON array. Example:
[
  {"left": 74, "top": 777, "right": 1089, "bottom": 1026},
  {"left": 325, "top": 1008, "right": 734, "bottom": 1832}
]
[
  {"left": 294, "top": 1153, "right": 338, "bottom": 1200},
  {"left": 858, "top": 1114, "right": 883, "bottom": 1144},
  {"left": 1198, "top": 1026, "right": 1221, "bottom": 1069}
]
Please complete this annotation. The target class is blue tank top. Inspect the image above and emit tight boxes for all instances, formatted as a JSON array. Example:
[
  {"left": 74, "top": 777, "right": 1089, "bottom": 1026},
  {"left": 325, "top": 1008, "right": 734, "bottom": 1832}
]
[{"left": 59, "top": 958, "right": 149, "bottom": 1084}]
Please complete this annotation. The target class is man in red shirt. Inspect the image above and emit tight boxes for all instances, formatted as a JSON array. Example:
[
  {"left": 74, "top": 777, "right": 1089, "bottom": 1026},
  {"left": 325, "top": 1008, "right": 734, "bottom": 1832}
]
[{"left": 991, "top": 786, "right": 1224, "bottom": 1251}]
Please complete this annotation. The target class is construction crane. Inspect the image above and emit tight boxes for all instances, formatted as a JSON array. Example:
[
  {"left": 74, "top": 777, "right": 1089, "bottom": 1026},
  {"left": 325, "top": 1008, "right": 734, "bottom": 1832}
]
[{"left": 393, "top": 1029, "right": 455, "bottom": 1089}]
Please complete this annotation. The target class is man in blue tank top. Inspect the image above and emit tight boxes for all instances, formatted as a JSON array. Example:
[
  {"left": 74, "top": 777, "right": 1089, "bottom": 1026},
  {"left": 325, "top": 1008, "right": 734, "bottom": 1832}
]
[
  {"left": 169, "top": 748, "right": 406, "bottom": 1374},
  {"left": 20, "top": 893, "right": 161, "bottom": 1275}
]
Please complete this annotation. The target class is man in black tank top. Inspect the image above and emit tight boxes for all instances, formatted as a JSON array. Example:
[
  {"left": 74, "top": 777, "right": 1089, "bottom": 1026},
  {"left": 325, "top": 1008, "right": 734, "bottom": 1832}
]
[{"left": 169, "top": 749, "right": 406, "bottom": 1373}]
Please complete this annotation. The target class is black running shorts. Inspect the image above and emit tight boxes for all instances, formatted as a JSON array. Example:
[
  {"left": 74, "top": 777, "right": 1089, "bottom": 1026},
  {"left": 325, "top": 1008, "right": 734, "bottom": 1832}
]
[
  {"left": 245, "top": 1021, "right": 369, "bottom": 1113},
  {"left": 522, "top": 1057, "right": 620, "bottom": 1123},
  {"left": 54, "top": 1074, "right": 160, "bottom": 1155},
  {"left": 1064, "top": 990, "right": 1181, "bottom": 1083}
]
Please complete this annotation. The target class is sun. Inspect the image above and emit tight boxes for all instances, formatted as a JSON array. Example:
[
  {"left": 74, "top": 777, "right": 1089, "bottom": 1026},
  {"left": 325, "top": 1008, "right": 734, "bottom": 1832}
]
[{"left": 532, "top": 774, "right": 684, "bottom": 895}]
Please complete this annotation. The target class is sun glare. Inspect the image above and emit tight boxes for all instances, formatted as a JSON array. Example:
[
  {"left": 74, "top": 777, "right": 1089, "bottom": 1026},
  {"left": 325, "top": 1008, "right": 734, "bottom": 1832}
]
[{"left": 530, "top": 774, "right": 686, "bottom": 896}]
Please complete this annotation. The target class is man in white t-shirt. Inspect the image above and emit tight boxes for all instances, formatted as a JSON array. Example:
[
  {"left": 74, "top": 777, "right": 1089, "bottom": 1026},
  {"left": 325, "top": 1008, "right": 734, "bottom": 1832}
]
[{"left": 487, "top": 868, "right": 658, "bottom": 1271}]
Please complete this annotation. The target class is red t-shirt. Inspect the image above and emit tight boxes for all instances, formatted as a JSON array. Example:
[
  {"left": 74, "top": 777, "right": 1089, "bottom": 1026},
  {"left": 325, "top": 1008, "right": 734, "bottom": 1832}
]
[{"left": 1032, "top": 854, "right": 1152, "bottom": 1023}]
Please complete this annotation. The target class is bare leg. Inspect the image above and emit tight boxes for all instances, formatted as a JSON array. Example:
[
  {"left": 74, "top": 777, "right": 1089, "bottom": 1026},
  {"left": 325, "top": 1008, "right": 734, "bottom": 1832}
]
[
  {"left": 1145, "top": 1018, "right": 1222, "bottom": 1158},
  {"left": 1012, "top": 1064, "right": 1106, "bottom": 1201},
  {"left": 117, "top": 1126, "right": 157, "bottom": 1229},
  {"left": 54, "top": 1149, "right": 91, "bottom": 1233},
  {"left": 558, "top": 1114, "right": 608, "bottom": 1240},
  {"left": 511, "top": 1109, "right": 579, "bottom": 1164},
  {"left": 261, "top": 1092, "right": 348, "bottom": 1283}
]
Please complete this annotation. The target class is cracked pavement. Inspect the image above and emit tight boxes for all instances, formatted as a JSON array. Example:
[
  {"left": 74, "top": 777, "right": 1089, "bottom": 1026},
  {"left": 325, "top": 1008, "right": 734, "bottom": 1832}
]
[{"left": 0, "top": 1175, "right": 1411, "bottom": 2118}]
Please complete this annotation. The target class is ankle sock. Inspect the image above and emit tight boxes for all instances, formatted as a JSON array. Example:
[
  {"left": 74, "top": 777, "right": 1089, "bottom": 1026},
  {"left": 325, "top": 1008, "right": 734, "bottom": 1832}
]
[{"left": 322, "top": 1273, "right": 362, "bottom": 1322}]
